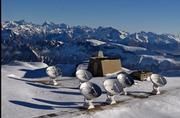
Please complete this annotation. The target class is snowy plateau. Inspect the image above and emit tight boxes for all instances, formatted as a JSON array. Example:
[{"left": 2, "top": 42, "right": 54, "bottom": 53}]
[
  {"left": 2, "top": 61, "right": 180, "bottom": 118},
  {"left": 1, "top": 20, "right": 180, "bottom": 118}
]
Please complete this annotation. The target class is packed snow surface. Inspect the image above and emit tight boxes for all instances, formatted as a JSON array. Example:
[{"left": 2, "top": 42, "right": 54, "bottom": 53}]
[{"left": 2, "top": 61, "right": 180, "bottom": 118}]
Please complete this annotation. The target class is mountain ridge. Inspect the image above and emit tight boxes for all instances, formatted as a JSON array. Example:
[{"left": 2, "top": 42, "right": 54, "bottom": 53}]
[{"left": 1, "top": 20, "right": 180, "bottom": 73}]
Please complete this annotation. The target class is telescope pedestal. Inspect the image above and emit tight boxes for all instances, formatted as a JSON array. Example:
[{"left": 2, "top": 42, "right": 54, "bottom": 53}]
[
  {"left": 122, "top": 88, "right": 127, "bottom": 95},
  {"left": 83, "top": 99, "right": 95, "bottom": 109},
  {"left": 152, "top": 84, "right": 160, "bottom": 95},
  {"left": 49, "top": 78, "right": 58, "bottom": 86},
  {"left": 106, "top": 95, "right": 116, "bottom": 105}
]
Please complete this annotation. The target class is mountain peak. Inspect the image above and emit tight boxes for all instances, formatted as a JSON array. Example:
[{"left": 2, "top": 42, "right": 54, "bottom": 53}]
[{"left": 42, "top": 21, "right": 55, "bottom": 26}]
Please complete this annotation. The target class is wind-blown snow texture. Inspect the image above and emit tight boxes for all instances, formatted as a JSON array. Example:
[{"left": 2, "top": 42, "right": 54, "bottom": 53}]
[
  {"left": 1, "top": 20, "right": 180, "bottom": 74},
  {"left": 2, "top": 61, "right": 180, "bottom": 118}
]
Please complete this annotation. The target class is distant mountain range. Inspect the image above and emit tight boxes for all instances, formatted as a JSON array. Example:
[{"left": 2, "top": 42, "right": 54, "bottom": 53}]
[{"left": 1, "top": 20, "right": 180, "bottom": 73}]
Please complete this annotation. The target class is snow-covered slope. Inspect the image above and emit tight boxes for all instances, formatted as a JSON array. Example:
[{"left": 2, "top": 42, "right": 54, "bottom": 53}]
[{"left": 2, "top": 61, "right": 180, "bottom": 118}]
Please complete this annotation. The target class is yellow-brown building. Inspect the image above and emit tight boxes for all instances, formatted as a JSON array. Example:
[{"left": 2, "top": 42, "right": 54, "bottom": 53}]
[{"left": 87, "top": 51, "right": 122, "bottom": 77}]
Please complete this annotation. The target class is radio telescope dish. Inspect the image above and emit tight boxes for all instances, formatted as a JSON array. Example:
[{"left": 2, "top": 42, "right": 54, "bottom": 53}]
[
  {"left": 103, "top": 79, "right": 123, "bottom": 104},
  {"left": 103, "top": 79, "right": 123, "bottom": 95},
  {"left": 80, "top": 82, "right": 102, "bottom": 100},
  {"left": 150, "top": 74, "right": 167, "bottom": 87},
  {"left": 117, "top": 72, "right": 134, "bottom": 88},
  {"left": 117, "top": 72, "right": 134, "bottom": 95},
  {"left": 46, "top": 66, "right": 62, "bottom": 78},
  {"left": 150, "top": 74, "right": 167, "bottom": 95},
  {"left": 46, "top": 66, "right": 62, "bottom": 85},
  {"left": 76, "top": 69, "right": 93, "bottom": 82},
  {"left": 80, "top": 82, "right": 102, "bottom": 109}
]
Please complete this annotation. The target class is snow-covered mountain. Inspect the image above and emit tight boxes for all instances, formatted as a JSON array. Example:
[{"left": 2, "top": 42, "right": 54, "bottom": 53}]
[{"left": 1, "top": 20, "right": 180, "bottom": 73}]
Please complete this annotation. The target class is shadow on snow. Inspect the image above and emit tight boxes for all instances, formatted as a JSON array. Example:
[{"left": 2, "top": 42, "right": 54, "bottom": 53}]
[{"left": 19, "top": 68, "right": 47, "bottom": 79}]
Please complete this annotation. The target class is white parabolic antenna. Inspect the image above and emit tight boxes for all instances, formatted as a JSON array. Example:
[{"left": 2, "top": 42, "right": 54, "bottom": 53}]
[
  {"left": 80, "top": 82, "right": 102, "bottom": 100},
  {"left": 117, "top": 72, "right": 134, "bottom": 88},
  {"left": 46, "top": 66, "right": 62, "bottom": 79},
  {"left": 103, "top": 79, "right": 123, "bottom": 95},
  {"left": 150, "top": 74, "right": 167, "bottom": 87},
  {"left": 76, "top": 69, "right": 92, "bottom": 82}
]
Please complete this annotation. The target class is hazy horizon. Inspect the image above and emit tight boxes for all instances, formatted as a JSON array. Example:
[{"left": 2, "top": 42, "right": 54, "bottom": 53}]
[{"left": 2, "top": 0, "right": 180, "bottom": 35}]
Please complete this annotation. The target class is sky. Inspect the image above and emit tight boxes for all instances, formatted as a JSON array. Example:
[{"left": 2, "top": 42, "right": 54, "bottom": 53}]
[{"left": 2, "top": 0, "right": 180, "bottom": 34}]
